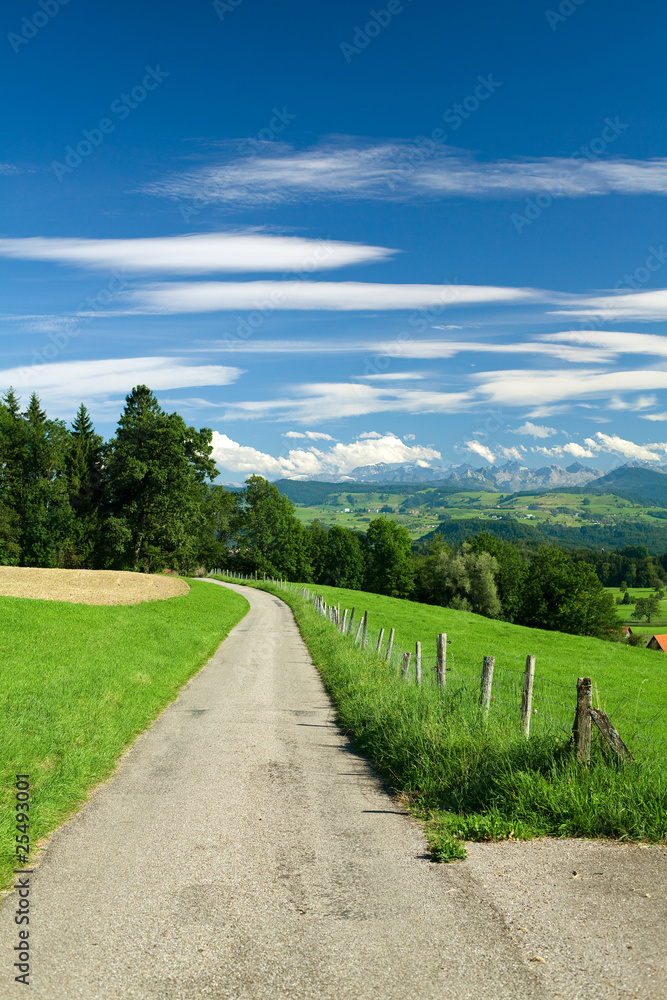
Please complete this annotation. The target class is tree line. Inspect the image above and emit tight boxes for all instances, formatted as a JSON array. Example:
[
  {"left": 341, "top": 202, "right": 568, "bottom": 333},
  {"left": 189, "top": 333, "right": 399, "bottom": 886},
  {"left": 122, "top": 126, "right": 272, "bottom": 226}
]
[{"left": 0, "top": 385, "right": 620, "bottom": 638}]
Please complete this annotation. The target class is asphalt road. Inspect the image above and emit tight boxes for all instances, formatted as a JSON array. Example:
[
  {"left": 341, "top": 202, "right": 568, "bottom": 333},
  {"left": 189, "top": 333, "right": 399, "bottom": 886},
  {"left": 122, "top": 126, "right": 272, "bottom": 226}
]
[{"left": 1, "top": 581, "right": 665, "bottom": 999}]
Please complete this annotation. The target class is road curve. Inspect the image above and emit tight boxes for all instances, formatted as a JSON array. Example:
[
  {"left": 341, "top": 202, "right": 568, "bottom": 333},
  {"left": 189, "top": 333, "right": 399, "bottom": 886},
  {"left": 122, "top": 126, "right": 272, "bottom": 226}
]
[{"left": 1, "top": 581, "right": 658, "bottom": 999}]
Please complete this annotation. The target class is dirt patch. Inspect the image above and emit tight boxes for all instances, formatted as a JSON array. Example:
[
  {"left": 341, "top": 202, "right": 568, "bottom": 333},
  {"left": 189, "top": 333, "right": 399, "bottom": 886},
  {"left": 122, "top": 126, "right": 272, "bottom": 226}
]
[{"left": 0, "top": 567, "right": 190, "bottom": 605}]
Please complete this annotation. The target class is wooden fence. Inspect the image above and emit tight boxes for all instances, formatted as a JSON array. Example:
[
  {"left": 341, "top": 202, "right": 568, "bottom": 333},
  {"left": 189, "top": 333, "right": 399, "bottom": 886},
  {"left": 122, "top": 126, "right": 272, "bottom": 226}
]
[{"left": 211, "top": 571, "right": 638, "bottom": 760}]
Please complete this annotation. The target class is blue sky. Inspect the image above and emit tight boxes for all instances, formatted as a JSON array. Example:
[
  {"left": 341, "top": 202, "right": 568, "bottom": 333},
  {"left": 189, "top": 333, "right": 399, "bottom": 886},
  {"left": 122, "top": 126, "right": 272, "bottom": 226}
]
[{"left": 4, "top": 0, "right": 667, "bottom": 481}]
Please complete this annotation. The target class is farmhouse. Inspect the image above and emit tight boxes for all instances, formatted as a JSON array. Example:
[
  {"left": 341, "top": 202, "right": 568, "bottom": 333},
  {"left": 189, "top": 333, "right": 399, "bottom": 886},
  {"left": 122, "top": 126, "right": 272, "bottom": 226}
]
[{"left": 646, "top": 634, "right": 667, "bottom": 652}]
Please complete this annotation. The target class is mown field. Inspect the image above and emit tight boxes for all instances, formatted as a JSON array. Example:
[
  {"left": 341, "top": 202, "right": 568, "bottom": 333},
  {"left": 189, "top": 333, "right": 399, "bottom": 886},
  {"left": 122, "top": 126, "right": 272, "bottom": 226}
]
[
  {"left": 0, "top": 580, "right": 248, "bottom": 891},
  {"left": 219, "top": 575, "right": 667, "bottom": 858}
]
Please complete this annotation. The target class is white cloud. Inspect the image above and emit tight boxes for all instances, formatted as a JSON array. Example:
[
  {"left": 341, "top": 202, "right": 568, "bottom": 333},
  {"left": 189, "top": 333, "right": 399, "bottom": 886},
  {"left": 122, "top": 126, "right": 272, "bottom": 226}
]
[
  {"left": 210, "top": 430, "right": 441, "bottom": 479},
  {"left": 641, "top": 412, "right": 667, "bottom": 422},
  {"left": 514, "top": 421, "right": 558, "bottom": 438},
  {"left": 563, "top": 442, "right": 596, "bottom": 458},
  {"left": 0, "top": 233, "right": 393, "bottom": 274},
  {"left": 591, "top": 432, "right": 664, "bottom": 462},
  {"left": 358, "top": 372, "right": 425, "bottom": 381},
  {"left": 553, "top": 289, "right": 667, "bottom": 323},
  {"left": 142, "top": 140, "right": 667, "bottom": 206},
  {"left": 1, "top": 357, "right": 243, "bottom": 415},
  {"left": 465, "top": 440, "right": 496, "bottom": 463},
  {"left": 475, "top": 368, "right": 667, "bottom": 406},
  {"left": 543, "top": 330, "right": 667, "bottom": 355},
  {"left": 608, "top": 394, "right": 656, "bottom": 411},
  {"left": 377, "top": 338, "right": 610, "bottom": 364},
  {"left": 403, "top": 433, "right": 415, "bottom": 440},
  {"left": 221, "top": 382, "right": 469, "bottom": 422},
  {"left": 127, "top": 281, "right": 538, "bottom": 314},
  {"left": 531, "top": 442, "right": 597, "bottom": 459},
  {"left": 498, "top": 446, "right": 526, "bottom": 460}
]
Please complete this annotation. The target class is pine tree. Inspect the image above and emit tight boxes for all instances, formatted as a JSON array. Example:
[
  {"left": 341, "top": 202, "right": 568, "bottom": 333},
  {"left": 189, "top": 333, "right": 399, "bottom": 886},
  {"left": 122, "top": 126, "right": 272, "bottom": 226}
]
[
  {"left": 103, "top": 386, "right": 216, "bottom": 571},
  {"left": 66, "top": 404, "right": 104, "bottom": 566}
]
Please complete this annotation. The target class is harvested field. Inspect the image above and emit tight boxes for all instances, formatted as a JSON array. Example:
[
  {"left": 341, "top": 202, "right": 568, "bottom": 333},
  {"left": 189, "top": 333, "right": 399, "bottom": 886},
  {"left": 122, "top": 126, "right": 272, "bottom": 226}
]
[{"left": 0, "top": 567, "right": 190, "bottom": 605}]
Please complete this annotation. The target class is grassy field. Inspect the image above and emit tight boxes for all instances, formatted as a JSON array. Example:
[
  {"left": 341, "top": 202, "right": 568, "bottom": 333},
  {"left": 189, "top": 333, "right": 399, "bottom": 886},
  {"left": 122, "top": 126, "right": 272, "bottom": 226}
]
[
  {"left": 0, "top": 580, "right": 248, "bottom": 891},
  {"left": 605, "top": 585, "right": 667, "bottom": 634},
  {"left": 290, "top": 489, "right": 667, "bottom": 540},
  {"left": 221, "top": 576, "right": 666, "bottom": 858}
]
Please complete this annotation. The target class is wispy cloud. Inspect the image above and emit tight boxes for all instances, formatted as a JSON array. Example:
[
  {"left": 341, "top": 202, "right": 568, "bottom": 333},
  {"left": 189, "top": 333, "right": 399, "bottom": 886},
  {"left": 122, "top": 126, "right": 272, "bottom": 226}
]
[
  {"left": 1, "top": 357, "right": 243, "bottom": 414},
  {"left": 552, "top": 290, "right": 667, "bottom": 322},
  {"left": 211, "top": 429, "right": 441, "bottom": 478},
  {"left": 142, "top": 140, "right": 667, "bottom": 206},
  {"left": 220, "top": 382, "right": 469, "bottom": 423},
  {"left": 126, "top": 281, "right": 538, "bottom": 314},
  {"left": 0, "top": 233, "right": 393, "bottom": 274},
  {"left": 475, "top": 368, "right": 667, "bottom": 406}
]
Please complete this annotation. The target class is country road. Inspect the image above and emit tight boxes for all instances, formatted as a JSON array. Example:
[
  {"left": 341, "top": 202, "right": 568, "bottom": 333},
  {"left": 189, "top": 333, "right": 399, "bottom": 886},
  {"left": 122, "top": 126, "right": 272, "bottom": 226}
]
[{"left": 1, "top": 580, "right": 665, "bottom": 999}]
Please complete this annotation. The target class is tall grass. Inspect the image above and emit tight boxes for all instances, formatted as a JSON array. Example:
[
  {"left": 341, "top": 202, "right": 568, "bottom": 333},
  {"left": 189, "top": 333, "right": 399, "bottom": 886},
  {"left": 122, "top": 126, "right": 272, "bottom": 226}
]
[{"left": 221, "top": 576, "right": 667, "bottom": 860}]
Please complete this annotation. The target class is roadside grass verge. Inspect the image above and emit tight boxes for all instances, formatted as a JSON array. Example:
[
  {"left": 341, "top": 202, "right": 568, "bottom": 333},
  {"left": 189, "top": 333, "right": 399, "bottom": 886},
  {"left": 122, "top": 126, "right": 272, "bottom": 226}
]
[
  {"left": 218, "top": 576, "right": 667, "bottom": 860},
  {"left": 0, "top": 580, "right": 248, "bottom": 891},
  {"left": 288, "top": 582, "right": 667, "bottom": 724}
]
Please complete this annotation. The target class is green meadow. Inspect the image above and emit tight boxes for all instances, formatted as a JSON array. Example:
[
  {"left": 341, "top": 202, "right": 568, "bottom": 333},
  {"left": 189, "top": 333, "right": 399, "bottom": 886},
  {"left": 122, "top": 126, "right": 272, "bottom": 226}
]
[{"left": 0, "top": 581, "right": 248, "bottom": 891}]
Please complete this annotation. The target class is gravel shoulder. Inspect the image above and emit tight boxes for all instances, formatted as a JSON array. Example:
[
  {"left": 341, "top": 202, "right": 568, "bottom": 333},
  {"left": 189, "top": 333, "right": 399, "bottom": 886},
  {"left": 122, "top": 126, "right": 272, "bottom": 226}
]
[{"left": 0, "top": 581, "right": 664, "bottom": 999}]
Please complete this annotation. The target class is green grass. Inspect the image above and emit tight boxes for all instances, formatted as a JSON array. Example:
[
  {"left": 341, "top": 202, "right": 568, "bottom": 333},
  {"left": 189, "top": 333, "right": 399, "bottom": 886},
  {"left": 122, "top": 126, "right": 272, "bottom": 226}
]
[
  {"left": 605, "top": 586, "right": 667, "bottom": 633},
  {"left": 218, "top": 576, "right": 667, "bottom": 860},
  {"left": 0, "top": 580, "right": 248, "bottom": 891},
  {"left": 292, "top": 582, "right": 667, "bottom": 722}
]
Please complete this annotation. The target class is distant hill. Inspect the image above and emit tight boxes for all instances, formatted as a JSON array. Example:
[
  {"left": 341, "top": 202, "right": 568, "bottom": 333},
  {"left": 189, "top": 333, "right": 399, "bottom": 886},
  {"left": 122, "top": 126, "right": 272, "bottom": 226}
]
[
  {"left": 584, "top": 465, "right": 667, "bottom": 507},
  {"left": 419, "top": 516, "right": 667, "bottom": 554}
]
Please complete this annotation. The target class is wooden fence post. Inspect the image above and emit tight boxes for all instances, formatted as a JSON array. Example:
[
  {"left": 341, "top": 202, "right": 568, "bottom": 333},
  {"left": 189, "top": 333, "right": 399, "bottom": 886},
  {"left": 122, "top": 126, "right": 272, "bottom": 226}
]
[
  {"left": 589, "top": 708, "right": 633, "bottom": 762},
  {"left": 376, "top": 628, "right": 385, "bottom": 654},
  {"left": 361, "top": 611, "right": 368, "bottom": 649},
  {"left": 436, "top": 633, "right": 447, "bottom": 688},
  {"left": 386, "top": 628, "right": 395, "bottom": 662},
  {"left": 354, "top": 617, "right": 363, "bottom": 645},
  {"left": 415, "top": 641, "right": 422, "bottom": 684},
  {"left": 573, "top": 677, "right": 592, "bottom": 763},
  {"left": 480, "top": 656, "right": 495, "bottom": 713},
  {"left": 341, "top": 609, "right": 348, "bottom": 633},
  {"left": 401, "top": 651, "right": 411, "bottom": 678},
  {"left": 521, "top": 655, "right": 536, "bottom": 737},
  {"left": 347, "top": 608, "right": 355, "bottom": 635}
]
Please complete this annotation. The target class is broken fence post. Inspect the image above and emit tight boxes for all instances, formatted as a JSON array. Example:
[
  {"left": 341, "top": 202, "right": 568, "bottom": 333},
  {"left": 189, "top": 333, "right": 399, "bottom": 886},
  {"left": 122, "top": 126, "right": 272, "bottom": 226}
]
[
  {"left": 589, "top": 707, "right": 633, "bottom": 762},
  {"left": 415, "top": 641, "right": 421, "bottom": 684},
  {"left": 521, "top": 654, "right": 536, "bottom": 737},
  {"left": 376, "top": 628, "right": 384, "bottom": 654},
  {"left": 361, "top": 611, "right": 368, "bottom": 649},
  {"left": 401, "top": 651, "right": 411, "bottom": 678},
  {"left": 386, "top": 628, "right": 395, "bottom": 663},
  {"left": 573, "top": 677, "right": 592, "bottom": 763},
  {"left": 480, "top": 656, "right": 495, "bottom": 714}
]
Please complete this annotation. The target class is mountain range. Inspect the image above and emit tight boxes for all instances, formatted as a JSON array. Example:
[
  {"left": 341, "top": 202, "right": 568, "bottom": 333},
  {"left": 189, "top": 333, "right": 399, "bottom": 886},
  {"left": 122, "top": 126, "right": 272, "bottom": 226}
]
[{"left": 291, "top": 460, "right": 604, "bottom": 490}]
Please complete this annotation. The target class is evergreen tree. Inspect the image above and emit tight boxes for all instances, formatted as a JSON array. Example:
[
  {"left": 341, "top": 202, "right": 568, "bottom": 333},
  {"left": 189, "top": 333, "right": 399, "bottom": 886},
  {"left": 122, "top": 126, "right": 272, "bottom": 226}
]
[
  {"left": 103, "top": 386, "right": 216, "bottom": 571},
  {"left": 66, "top": 404, "right": 104, "bottom": 566}
]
